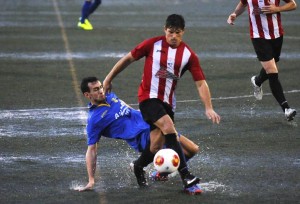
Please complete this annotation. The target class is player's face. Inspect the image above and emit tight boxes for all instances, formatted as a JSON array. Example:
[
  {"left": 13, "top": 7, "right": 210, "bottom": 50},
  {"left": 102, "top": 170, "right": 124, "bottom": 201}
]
[
  {"left": 164, "top": 27, "right": 184, "bottom": 48},
  {"left": 87, "top": 81, "right": 106, "bottom": 105}
]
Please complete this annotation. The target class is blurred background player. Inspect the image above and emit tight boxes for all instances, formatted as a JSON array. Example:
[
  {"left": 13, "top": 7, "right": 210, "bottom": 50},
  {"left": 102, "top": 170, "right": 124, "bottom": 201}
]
[
  {"left": 78, "top": 0, "right": 101, "bottom": 30},
  {"left": 227, "top": 0, "right": 297, "bottom": 121}
]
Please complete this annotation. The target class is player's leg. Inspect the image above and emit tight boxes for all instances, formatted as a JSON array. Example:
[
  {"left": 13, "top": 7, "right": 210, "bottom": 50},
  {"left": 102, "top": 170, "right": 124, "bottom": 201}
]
[
  {"left": 80, "top": 0, "right": 91, "bottom": 23},
  {"left": 150, "top": 100, "right": 197, "bottom": 184},
  {"left": 134, "top": 99, "right": 174, "bottom": 176},
  {"left": 149, "top": 116, "right": 190, "bottom": 183},
  {"left": 251, "top": 38, "right": 271, "bottom": 100},
  {"left": 260, "top": 59, "right": 286, "bottom": 107},
  {"left": 179, "top": 134, "right": 200, "bottom": 162},
  {"left": 149, "top": 128, "right": 165, "bottom": 153},
  {"left": 134, "top": 128, "right": 162, "bottom": 168},
  {"left": 251, "top": 37, "right": 296, "bottom": 120},
  {"left": 130, "top": 128, "right": 162, "bottom": 187},
  {"left": 261, "top": 59, "right": 296, "bottom": 120},
  {"left": 88, "top": 0, "right": 101, "bottom": 16},
  {"left": 259, "top": 37, "right": 296, "bottom": 120},
  {"left": 139, "top": 99, "right": 200, "bottom": 189},
  {"left": 148, "top": 130, "right": 199, "bottom": 161},
  {"left": 254, "top": 68, "right": 268, "bottom": 87},
  {"left": 150, "top": 133, "right": 200, "bottom": 181},
  {"left": 147, "top": 128, "right": 171, "bottom": 181},
  {"left": 145, "top": 100, "right": 192, "bottom": 180},
  {"left": 154, "top": 115, "right": 200, "bottom": 188},
  {"left": 78, "top": 0, "right": 93, "bottom": 30}
]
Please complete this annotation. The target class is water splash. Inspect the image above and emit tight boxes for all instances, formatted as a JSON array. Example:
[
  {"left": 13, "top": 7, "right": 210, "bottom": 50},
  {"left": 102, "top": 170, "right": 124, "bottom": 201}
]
[
  {"left": 69, "top": 180, "right": 85, "bottom": 191},
  {"left": 200, "top": 181, "right": 227, "bottom": 192}
]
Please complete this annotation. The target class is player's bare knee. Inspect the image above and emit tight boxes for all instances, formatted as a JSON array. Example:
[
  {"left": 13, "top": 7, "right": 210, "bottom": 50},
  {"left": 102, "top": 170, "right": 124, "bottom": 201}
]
[
  {"left": 190, "top": 146, "right": 200, "bottom": 157},
  {"left": 192, "top": 144, "right": 200, "bottom": 154},
  {"left": 155, "top": 116, "right": 176, "bottom": 134},
  {"left": 150, "top": 143, "right": 164, "bottom": 154}
]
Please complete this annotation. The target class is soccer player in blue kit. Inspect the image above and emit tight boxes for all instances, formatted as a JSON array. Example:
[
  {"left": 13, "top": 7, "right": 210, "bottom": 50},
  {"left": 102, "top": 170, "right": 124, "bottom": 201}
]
[{"left": 78, "top": 77, "right": 202, "bottom": 194}]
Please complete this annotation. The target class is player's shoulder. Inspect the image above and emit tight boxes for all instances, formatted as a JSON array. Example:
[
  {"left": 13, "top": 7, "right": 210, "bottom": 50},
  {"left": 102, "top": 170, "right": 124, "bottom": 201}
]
[
  {"left": 105, "top": 92, "right": 118, "bottom": 101},
  {"left": 180, "top": 42, "right": 198, "bottom": 59}
]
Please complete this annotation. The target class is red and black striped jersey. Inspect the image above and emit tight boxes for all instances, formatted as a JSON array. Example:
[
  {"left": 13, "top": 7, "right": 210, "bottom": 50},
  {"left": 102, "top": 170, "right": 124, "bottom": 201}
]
[
  {"left": 241, "top": 0, "right": 285, "bottom": 39},
  {"left": 131, "top": 36, "right": 205, "bottom": 109}
]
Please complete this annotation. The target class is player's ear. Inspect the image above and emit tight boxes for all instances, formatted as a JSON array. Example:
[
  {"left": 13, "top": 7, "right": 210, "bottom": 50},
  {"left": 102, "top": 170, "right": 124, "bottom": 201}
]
[{"left": 83, "top": 92, "right": 90, "bottom": 99}]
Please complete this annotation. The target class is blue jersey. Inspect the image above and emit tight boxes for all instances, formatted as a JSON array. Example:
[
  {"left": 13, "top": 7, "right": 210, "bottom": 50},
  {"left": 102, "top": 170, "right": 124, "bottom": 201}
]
[{"left": 86, "top": 92, "right": 150, "bottom": 152}]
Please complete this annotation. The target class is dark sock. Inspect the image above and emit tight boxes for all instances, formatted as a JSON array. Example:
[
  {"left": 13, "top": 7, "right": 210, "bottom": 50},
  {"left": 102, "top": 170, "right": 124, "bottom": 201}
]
[
  {"left": 185, "top": 155, "right": 192, "bottom": 163},
  {"left": 88, "top": 0, "right": 101, "bottom": 15},
  {"left": 134, "top": 143, "right": 155, "bottom": 168},
  {"left": 164, "top": 133, "right": 189, "bottom": 177},
  {"left": 81, "top": 1, "right": 91, "bottom": 23},
  {"left": 281, "top": 101, "right": 290, "bottom": 111},
  {"left": 255, "top": 68, "right": 268, "bottom": 87},
  {"left": 268, "top": 73, "right": 289, "bottom": 112}
]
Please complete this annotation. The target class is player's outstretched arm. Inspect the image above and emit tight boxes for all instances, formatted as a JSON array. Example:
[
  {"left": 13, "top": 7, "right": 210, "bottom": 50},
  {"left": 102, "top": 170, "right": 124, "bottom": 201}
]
[
  {"left": 77, "top": 144, "right": 97, "bottom": 192},
  {"left": 103, "top": 52, "right": 136, "bottom": 94}
]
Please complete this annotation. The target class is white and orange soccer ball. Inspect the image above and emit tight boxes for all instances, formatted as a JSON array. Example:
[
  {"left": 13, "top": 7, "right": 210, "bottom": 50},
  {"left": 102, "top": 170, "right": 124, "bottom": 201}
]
[{"left": 153, "top": 148, "right": 180, "bottom": 173}]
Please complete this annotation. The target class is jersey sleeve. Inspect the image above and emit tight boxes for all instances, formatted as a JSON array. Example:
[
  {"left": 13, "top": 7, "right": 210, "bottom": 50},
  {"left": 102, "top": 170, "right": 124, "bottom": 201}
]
[
  {"left": 187, "top": 52, "right": 206, "bottom": 81},
  {"left": 86, "top": 119, "right": 102, "bottom": 145},
  {"left": 86, "top": 107, "right": 108, "bottom": 145},
  {"left": 131, "top": 39, "right": 151, "bottom": 60},
  {"left": 131, "top": 36, "right": 162, "bottom": 60}
]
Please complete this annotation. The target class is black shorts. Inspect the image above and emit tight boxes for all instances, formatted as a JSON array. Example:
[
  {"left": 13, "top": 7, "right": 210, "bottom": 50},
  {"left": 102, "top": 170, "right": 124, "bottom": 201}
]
[
  {"left": 251, "top": 36, "right": 283, "bottom": 62},
  {"left": 139, "top": 98, "right": 174, "bottom": 131}
]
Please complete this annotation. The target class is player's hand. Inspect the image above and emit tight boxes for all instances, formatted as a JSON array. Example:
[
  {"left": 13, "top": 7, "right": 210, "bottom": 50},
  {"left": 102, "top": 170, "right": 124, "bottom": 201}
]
[
  {"left": 261, "top": 1, "right": 279, "bottom": 14},
  {"left": 252, "top": 7, "right": 262, "bottom": 15},
  {"left": 102, "top": 78, "right": 112, "bottom": 94},
  {"left": 205, "top": 109, "right": 221, "bottom": 124},
  {"left": 227, "top": 13, "right": 237, "bottom": 25}
]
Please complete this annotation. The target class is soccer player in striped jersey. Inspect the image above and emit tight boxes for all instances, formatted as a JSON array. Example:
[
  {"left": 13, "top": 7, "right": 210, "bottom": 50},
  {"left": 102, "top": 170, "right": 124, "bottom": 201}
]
[
  {"left": 227, "top": 0, "right": 297, "bottom": 121},
  {"left": 103, "top": 14, "right": 220, "bottom": 194},
  {"left": 78, "top": 77, "right": 201, "bottom": 193}
]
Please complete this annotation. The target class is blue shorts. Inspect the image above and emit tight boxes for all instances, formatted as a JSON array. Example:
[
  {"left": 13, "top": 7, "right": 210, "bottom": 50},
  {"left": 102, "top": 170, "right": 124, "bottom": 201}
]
[
  {"left": 126, "top": 130, "right": 150, "bottom": 152},
  {"left": 128, "top": 130, "right": 181, "bottom": 151}
]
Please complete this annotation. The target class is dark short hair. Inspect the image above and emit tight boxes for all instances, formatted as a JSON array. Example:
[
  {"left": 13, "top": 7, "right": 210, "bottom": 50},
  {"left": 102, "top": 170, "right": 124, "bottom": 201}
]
[
  {"left": 165, "top": 14, "right": 185, "bottom": 30},
  {"left": 80, "top": 76, "right": 99, "bottom": 94}
]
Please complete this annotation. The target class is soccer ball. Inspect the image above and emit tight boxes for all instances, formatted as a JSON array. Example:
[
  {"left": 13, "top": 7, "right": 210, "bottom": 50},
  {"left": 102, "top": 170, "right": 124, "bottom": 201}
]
[{"left": 153, "top": 148, "right": 180, "bottom": 173}]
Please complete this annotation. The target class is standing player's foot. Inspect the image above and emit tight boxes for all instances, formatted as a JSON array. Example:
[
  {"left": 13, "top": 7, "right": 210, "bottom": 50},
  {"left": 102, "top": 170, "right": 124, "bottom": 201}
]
[
  {"left": 181, "top": 172, "right": 200, "bottom": 188},
  {"left": 251, "top": 76, "right": 263, "bottom": 100},
  {"left": 183, "top": 184, "right": 203, "bottom": 195},
  {"left": 77, "top": 18, "right": 93, "bottom": 30},
  {"left": 130, "top": 161, "right": 148, "bottom": 187},
  {"left": 285, "top": 108, "right": 296, "bottom": 121}
]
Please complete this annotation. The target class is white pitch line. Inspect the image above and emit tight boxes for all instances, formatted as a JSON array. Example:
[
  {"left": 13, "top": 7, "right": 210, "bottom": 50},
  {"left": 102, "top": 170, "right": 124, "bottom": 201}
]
[
  {"left": 176, "top": 89, "right": 300, "bottom": 104},
  {"left": 0, "top": 90, "right": 299, "bottom": 112}
]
